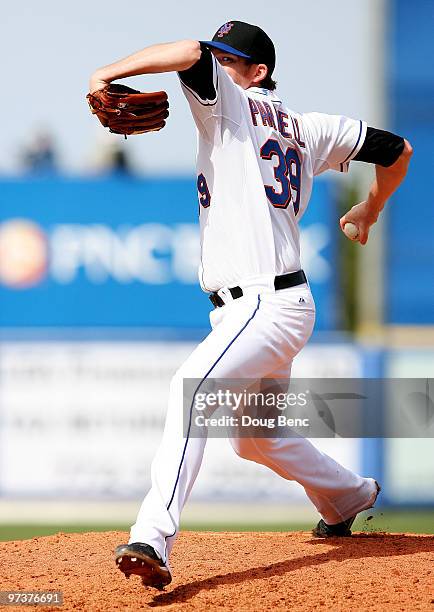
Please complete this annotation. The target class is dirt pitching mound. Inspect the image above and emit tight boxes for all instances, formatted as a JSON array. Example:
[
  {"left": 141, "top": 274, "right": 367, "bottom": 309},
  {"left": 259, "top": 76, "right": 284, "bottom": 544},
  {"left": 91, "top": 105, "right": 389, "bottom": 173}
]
[{"left": 1, "top": 531, "right": 433, "bottom": 611}]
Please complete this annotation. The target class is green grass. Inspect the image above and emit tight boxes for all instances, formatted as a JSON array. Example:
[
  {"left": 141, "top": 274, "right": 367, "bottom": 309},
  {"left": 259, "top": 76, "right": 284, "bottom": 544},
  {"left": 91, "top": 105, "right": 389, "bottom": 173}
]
[
  {"left": 0, "top": 523, "right": 128, "bottom": 542},
  {"left": 0, "top": 511, "right": 432, "bottom": 542},
  {"left": 182, "top": 511, "right": 434, "bottom": 535}
]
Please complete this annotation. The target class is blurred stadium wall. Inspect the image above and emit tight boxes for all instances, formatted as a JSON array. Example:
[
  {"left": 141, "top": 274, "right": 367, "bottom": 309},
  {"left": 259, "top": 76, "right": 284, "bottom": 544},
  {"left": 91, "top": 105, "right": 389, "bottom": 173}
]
[{"left": 0, "top": 1, "right": 432, "bottom": 526}]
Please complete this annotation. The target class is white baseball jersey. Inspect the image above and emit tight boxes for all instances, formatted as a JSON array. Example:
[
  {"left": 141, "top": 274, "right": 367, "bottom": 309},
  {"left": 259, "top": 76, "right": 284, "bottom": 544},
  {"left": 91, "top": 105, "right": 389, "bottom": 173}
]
[{"left": 180, "top": 51, "right": 367, "bottom": 292}]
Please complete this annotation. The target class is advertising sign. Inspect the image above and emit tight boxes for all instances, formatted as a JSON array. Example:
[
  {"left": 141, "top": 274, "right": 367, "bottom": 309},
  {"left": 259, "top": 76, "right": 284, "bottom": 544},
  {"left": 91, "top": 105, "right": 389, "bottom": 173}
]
[
  {"left": 0, "top": 341, "right": 363, "bottom": 500},
  {"left": 0, "top": 177, "right": 337, "bottom": 330}
]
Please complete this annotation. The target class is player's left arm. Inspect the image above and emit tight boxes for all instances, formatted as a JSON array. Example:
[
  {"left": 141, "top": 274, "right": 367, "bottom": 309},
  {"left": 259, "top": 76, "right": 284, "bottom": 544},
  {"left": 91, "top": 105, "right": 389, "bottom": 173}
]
[
  {"left": 340, "top": 127, "right": 413, "bottom": 244},
  {"left": 89, "top": 40, "right": 201, "bottom": 92}
]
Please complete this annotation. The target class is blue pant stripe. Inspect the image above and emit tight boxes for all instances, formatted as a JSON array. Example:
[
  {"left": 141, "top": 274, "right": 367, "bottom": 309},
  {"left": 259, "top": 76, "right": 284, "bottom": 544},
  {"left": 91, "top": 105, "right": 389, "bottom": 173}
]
[{"left": 165, "top": 295, "right": 261, "bottom": 514}]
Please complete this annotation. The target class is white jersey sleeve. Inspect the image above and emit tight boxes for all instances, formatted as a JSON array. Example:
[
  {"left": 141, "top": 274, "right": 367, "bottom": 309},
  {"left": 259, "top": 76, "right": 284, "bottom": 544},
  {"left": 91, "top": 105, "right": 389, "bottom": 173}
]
[
  {"left": 302, "top": 112, "right": 367, "bottom": 175},
  {"left": 178, "top": 46, "right": 243, "bottom": 144}
]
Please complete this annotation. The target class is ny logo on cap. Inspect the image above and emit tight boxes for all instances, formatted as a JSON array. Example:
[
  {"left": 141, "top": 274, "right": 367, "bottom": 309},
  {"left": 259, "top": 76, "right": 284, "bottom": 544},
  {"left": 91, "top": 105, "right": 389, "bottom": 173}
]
[{"left": 217, "top": 22, "right": 234, "bottom": 37}]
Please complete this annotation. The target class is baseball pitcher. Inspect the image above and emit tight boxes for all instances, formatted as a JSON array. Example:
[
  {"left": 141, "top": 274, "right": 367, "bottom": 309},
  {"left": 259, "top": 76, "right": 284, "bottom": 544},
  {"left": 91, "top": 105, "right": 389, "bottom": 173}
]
[{"left": 88, "top": 20, "right": 412, "bottom": 589}]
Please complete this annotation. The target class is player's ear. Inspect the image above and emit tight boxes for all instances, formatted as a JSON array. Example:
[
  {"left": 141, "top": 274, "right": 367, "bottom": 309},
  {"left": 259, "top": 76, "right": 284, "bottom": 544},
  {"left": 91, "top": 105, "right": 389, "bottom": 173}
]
[{"left": 251, "top": 63, "right": 268, "bottom": 86}]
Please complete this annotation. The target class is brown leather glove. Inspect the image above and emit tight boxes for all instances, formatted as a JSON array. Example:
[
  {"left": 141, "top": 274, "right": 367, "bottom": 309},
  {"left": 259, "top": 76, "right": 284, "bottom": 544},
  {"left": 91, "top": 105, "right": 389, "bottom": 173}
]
[{"left": 86, "top": 83, "right": 169, "bottom": 137}]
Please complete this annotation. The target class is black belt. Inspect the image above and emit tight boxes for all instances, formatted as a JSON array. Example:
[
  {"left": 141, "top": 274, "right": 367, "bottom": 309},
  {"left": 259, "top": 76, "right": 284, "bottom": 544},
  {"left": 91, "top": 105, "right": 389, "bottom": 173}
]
[{"left": 209, "top": 270, "right": 307, "bottom": 308}]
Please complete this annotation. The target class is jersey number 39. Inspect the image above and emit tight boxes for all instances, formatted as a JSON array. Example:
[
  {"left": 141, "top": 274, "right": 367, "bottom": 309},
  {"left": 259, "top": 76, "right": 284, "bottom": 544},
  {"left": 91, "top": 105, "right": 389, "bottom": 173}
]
[
  {"left": 197, "top": 140, "right": 301, "bottom": 215},
  {"left": 260, "top": 139, "right": 301, "bottom": 215}
]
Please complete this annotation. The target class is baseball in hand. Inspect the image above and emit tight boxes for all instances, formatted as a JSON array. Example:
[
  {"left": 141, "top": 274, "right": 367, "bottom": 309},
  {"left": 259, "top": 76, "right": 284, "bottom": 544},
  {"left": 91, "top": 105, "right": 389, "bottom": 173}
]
[{"left": 343, "top": 222, "right": 359, "bottom": 241}]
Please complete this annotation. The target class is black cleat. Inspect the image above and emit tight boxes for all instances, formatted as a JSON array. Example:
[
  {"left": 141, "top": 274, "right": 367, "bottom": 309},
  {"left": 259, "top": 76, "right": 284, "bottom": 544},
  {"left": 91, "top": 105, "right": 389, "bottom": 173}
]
[
  {"left": 312, "top": 481, "right": 381, "bottom": 538},
  {"left": 312, "top": 516, "right": 356, "bottom": 537},
  {"left": 115, "top": 542, "right": 172, "bottom": 590}
]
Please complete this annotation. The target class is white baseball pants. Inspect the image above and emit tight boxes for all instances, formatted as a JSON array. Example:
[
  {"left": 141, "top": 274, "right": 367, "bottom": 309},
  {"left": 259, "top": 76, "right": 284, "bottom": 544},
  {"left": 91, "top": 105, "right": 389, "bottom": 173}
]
[{"left": 129, "top": 279, "right": 378, "bottom": 562}]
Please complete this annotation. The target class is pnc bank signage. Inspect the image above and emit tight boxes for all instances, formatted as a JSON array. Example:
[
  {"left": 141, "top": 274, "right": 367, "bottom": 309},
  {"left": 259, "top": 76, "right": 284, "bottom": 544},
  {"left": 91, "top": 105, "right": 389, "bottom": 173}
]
[{"left": 0, "top": 219, "right": 200, "bottom": 290}]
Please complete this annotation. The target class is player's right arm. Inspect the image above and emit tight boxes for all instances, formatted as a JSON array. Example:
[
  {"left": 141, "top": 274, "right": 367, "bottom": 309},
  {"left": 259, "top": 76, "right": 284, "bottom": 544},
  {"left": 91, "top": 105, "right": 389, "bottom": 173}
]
[
  {"left": 302, "top": 113, "right": 412, "bottom": 244},
  {"left": 89, "top": 40, "right": 201, "bottom": 92},
  {"left": 340, "top": 135, "right": 413, "bottom": 244}
]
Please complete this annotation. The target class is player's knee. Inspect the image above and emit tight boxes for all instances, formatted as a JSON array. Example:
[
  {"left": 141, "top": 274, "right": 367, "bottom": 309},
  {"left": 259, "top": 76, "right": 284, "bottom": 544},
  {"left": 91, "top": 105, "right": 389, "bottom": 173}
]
[{"left": 169, "top": 367, "right": 209, "bottom": 402}]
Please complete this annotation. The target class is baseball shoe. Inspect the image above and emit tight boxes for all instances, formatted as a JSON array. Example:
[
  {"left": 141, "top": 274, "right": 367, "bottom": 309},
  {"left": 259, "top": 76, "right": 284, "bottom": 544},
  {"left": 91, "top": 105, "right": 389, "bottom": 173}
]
[
  {"left": 115, "top": 542, "right": 172, "bottom": 590},
  {"left": 312, "top": 480, "right": 381, "bottom": 538}
]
